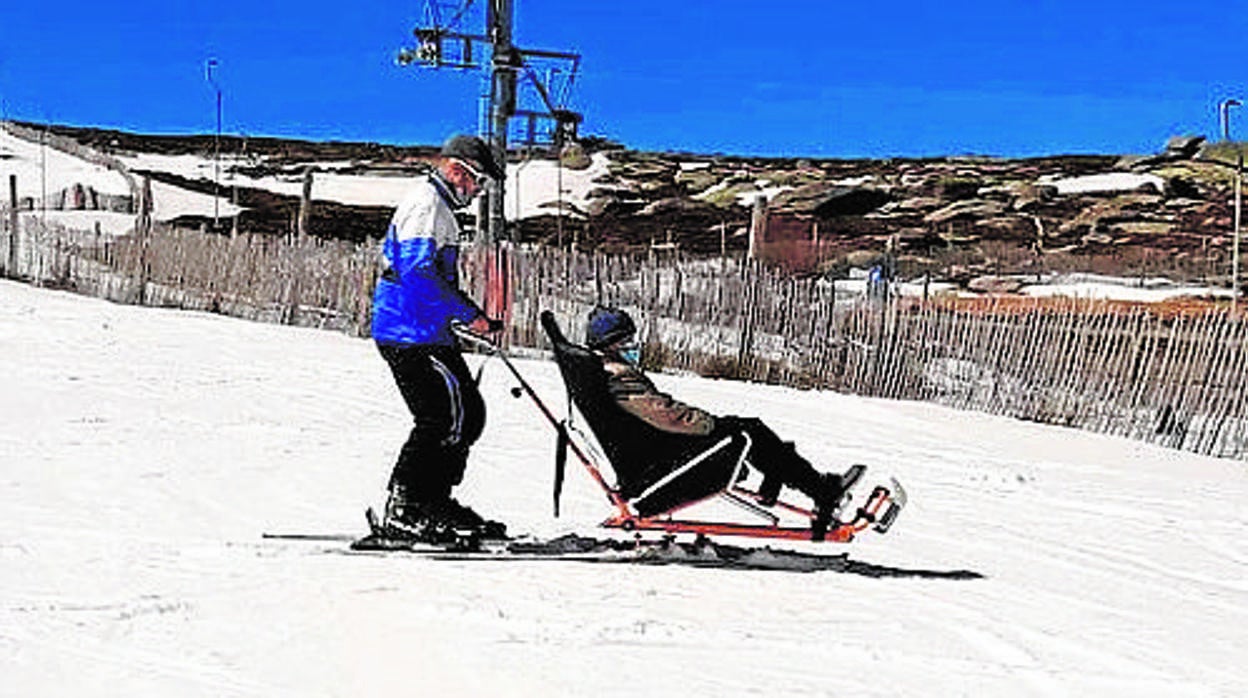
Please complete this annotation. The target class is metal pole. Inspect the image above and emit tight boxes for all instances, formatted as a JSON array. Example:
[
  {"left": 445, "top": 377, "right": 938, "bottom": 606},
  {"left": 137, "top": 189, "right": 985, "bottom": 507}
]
[
  {"left": 1224, "top": 98, "right": 1242, "bottom": 311},
  {"left": 206, "top": 59, "right": 221, "bottom": 231},
  {"left": 214, "top": 85, "right": 221, "bottom": 230},
  {"left": 1235, "top": 150, "right": 1242, "bottom": 312},
  {"left": 556, "top": 150, "right": 563, "bottom": 247},
  {"left": 8, "top": 174, "right": 18, "bottom": 278},
  {"left": 487, "top": 0, "right": 515, "bottom": 244},
  {"left": 40, "top": 126, "right": 46, "bottom": 223}
]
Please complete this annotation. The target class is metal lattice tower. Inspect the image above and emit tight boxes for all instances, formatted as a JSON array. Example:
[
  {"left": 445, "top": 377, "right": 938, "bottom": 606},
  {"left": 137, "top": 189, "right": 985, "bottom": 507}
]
[{"left": 397, "top": 0, "right": 583, "bottom": 243}]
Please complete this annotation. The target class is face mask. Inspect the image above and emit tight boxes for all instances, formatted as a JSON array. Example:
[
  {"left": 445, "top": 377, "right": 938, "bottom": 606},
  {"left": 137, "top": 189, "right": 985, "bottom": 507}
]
[
  {"left": 447, "top": 179, "right": 477, "bottom": 209},
  {"left": 453, "top": 161, "right": 487, "bottom": 207},
  {"left": 433, "top": 170, "right": 479, "bottom": 209},
  {"left": 619, "top": 344, "right": 641, "bottom": 366}
]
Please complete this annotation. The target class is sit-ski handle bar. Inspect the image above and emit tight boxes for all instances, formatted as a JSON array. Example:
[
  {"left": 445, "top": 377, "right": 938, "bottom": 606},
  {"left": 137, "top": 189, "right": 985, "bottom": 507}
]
[{"left": 451, "top": 323, "right": 623, "bottom": 516}]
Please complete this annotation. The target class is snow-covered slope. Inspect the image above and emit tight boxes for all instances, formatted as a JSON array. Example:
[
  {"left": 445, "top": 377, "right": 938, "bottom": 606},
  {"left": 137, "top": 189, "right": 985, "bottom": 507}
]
[
  {"left": 0, "top": 126, "right": 129, "bottom": 200},
  {"left": 116, "top": 149, "right": 615, "bottom": 221},
  {"left": 1, "top": 126, "right": 243, "bottom": 232},
  {"left": 0, "top": 126, "right": 139, "bottom": 235},
  {"left": 2, "top": 280, "right": 1246, "bottom": 696}
]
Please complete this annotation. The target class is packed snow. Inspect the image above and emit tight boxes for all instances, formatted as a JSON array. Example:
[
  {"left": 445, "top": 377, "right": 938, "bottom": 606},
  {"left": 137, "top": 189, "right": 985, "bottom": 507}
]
[
  {"left": 3, "top": 279, "right": 1246, "bottom": 696},
  {"left": 503, "top": 152, "right": 613, "bottom": 221}
]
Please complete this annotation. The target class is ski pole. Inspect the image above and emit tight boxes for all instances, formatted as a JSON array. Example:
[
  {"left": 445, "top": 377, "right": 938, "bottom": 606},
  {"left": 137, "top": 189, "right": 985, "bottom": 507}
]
[
  {"left": 452, "top": 324, "right": 622, "bottom": 515},
  {"left": 452, "top": 324, "right": 564, "bottom": 430}
]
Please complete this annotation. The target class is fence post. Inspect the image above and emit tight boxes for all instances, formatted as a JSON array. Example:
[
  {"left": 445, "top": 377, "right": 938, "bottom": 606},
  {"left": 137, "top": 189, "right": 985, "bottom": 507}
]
[
  {"left": 357, "top": 258, "right": 376, "bottom": 338},
  {"left": 136, "top": 176, "right": 153, "bottom": 305},
  {"left": 285, "top": 237, "right": 305, "bottom": 326},
  {"left": 297, "top": 167, "right": 313, "bottom": 240},
  {"left": 748, "top": 194, "right": 767, "bottom": 262},
  {"left": 7, "top": 175, "right": 18, "bottom": 278},
  {"left": 736, "top": 260, "right": 757, "bottom": 376}
]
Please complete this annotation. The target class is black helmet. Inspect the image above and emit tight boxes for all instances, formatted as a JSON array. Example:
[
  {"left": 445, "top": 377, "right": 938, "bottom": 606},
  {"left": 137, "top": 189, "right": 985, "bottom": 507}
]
[
  {"left": 586, "top": 306, "right": 636, "bottom": 349},
  {"left": 440, "top": 134, "right": 506, "bottom": 181}
]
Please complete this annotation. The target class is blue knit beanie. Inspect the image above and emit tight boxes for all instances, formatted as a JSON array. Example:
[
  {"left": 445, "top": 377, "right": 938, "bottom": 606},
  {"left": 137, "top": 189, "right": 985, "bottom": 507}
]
[{"left": 586, "top": 306, "right": 636, "bottom": 349}]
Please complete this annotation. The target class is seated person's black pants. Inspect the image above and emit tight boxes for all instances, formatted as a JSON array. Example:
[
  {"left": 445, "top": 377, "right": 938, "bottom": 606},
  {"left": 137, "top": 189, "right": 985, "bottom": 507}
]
[
  {"left": 624, "top": 416, "right": 830, "bottom": 517},
  {"left": 713, "top": 416, "right": 826, "bottom": 502}
]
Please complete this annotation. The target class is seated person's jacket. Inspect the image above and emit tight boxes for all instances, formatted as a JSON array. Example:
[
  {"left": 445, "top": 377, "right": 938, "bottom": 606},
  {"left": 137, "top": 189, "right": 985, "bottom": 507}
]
[
  {"left": 600, "top": 357, "right": 717, "bottom": 436},
  {"left": 597, "top": 354, "right": 736, "bottom": 509}
]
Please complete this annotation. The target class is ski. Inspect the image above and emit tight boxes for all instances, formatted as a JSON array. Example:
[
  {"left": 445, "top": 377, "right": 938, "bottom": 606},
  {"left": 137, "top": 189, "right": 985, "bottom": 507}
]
[
  {"left": 347, "top": 531, "right": 855, "bottom": 571},
  {"left": 260, "top": 527, "right": 978, "bottom": 576},
  {"left": 262, "top": 532, "right": 358, "bottom": 543},
  {"left": 264, "top": 516, "right": 859, "bottom": 571}
]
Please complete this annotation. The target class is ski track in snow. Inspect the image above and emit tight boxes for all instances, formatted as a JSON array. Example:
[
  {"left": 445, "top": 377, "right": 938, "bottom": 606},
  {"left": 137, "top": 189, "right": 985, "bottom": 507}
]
[{"left": 2, "top": 279, "right": 1247, "bottom": 697}]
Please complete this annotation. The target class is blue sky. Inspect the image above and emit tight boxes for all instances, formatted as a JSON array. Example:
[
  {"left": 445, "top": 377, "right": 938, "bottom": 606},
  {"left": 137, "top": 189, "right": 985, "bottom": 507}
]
[{"left": 1, "top": 1, "right": 1245, "bottom": 158}]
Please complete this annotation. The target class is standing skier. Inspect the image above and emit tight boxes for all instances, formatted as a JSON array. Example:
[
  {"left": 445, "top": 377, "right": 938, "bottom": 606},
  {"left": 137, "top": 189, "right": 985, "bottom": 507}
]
[{"left": 371, "top": 134, "right": 507, "bottom": 542}]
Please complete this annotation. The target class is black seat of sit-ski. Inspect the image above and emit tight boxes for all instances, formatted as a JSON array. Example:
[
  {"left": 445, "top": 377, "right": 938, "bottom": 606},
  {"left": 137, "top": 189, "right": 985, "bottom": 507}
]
[{"left": 539, "top": 310, "right": 744, "bottom": 517}]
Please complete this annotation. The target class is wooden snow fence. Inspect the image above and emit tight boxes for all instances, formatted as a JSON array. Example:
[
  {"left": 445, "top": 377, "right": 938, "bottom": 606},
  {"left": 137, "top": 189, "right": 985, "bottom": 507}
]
[
  {"left": 492, "top": 246, "right": 1248, "bottom": 459},
  {"left": 4, "top": 218, "right": 376, "bottom": 334},
  {"left": 5, "top": 219, "right": 1248, "bottom": 459},
  {"left": 854, "top": 299, "right": 1248, "bottom": 457}
]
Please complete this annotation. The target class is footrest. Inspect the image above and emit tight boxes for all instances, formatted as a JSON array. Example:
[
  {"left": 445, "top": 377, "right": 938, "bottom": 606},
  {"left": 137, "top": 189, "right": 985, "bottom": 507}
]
[
  {"left": 838, "top": 476, "right": 906, "bottom": 536},
  {"left": 873, "top": 478, "right": 907, "bottom": 533}
]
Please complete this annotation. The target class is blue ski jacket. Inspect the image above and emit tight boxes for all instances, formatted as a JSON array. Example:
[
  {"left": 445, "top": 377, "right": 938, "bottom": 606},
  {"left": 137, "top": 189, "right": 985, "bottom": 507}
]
[{"left": 371, "top": 175, "right": 483, "bottom": 346}]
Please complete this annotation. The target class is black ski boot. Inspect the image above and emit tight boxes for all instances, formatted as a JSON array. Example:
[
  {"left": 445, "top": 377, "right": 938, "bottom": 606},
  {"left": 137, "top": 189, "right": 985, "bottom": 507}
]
[
  {"left": 425, "top": 497, "right": 508, "bottom": 541},
  {"left": 380, "top": 486, "right": 459, "bottom": 544},
  {"left": 810, "top": 464, "right": 866, "bottom": 541}
]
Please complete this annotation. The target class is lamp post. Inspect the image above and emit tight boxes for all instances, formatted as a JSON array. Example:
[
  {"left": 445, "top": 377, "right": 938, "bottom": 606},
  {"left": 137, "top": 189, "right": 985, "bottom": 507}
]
[
  {"left": 205, "top": 58, "right": 222, "bottom": 231},
  {"left": 1221, "top": 99, "right": 1243, "bottom": 311},
  {"left": 39, "top": 124, "right": 46, "bottom": 223},
  {"left": 1221, "top": 98, "right": 1241, "bottom": 141}
]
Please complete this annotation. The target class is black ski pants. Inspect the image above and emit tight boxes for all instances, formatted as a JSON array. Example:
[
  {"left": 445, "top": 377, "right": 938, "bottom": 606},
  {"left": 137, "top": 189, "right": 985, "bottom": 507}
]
[
  {"left": 714, "top": 416, "right": 826, "bottom": 500},
  {"left": 378, "top": 343, "right": 486, "bottom": 501},
  {"left": 628, "top": 415, "right": 828, "bottom": 517}
]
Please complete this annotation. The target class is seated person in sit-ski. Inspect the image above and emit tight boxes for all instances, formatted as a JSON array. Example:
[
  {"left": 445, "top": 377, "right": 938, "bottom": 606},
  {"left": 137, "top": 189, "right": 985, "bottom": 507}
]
[{"left": 584, "top": 306, "right": 863, "bottom": 531}]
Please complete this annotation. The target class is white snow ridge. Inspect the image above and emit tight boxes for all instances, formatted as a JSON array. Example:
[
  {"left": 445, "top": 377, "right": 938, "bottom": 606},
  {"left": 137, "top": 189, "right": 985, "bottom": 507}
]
[{"left": 2, "top": 279, "right": 1247, "bottom": 696}]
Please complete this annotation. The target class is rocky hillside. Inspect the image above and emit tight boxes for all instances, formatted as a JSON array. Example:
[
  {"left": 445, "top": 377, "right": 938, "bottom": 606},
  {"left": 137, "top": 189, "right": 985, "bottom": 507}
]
[
  {"left": 565, "top": 135, "right": 1243, "bottom": 288},
  {"left": 37, "top": 122, "right": 1248, "bottom": 287}
]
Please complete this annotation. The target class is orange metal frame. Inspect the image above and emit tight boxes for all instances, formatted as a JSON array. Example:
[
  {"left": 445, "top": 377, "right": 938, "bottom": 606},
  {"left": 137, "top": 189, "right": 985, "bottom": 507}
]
[
  {"left": 598, "top": 481, "right": 896, "bottom": 543},
  {"left": 572, "top": 426, "right": 896, "bottom": 543},
  {"left": 553, "top": 386, "right": 897, "bottom": 544}
]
